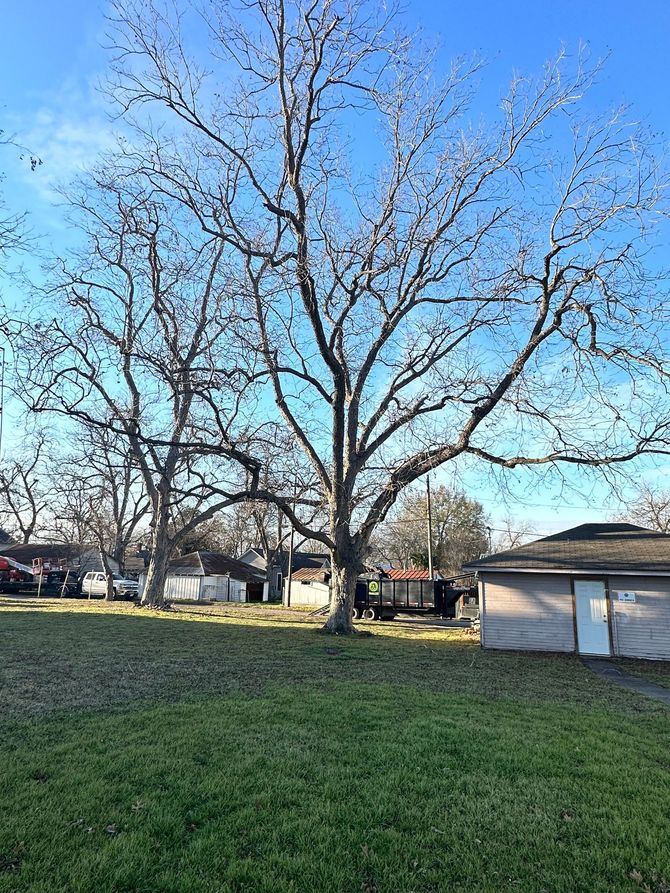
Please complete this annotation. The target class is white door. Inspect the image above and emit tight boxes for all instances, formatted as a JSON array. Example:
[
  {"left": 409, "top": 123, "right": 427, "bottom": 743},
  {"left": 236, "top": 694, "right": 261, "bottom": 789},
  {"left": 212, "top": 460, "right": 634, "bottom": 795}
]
[{"left": 574, "top": 580, "right": 610, "bottom": 655}]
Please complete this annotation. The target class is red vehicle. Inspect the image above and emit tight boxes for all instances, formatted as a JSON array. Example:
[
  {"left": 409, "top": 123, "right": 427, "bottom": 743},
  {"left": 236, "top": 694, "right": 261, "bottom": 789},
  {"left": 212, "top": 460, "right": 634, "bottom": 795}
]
[{"left": 0, "top": 557, "right": 79, "bottom": 597}]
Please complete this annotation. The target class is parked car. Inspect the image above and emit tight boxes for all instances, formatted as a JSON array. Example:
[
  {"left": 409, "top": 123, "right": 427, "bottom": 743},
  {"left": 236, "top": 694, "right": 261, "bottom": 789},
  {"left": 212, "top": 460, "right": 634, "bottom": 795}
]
[{"left": 80, "top": 572, "right": 139, "bottom": 600}]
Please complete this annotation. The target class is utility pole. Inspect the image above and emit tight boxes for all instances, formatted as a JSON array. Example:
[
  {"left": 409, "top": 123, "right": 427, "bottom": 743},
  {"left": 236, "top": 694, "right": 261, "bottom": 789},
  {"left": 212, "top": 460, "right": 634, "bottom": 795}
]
[
  {"left": 286, "top": 519, "right": 295, "bottom": 607},
  {"left": 286, "top": 476, "right": 297, "bottom": 607},
  {"left": 426, "top": 474, "right": 434, "bottom": 580}
]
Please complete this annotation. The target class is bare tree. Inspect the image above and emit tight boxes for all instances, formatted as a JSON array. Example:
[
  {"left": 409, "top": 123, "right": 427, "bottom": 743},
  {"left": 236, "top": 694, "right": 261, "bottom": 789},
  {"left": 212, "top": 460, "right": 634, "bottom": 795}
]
[
  {"left": 615, "top": 482, "right": 670, "bottom": 533},
  {"left": 373, "top": 485, "right": 489, "bottom": 574},
  {"left": 12, "top": 176, "right": 261, "bottom": 605},
  {"left": 0, "top": 132, "right": 27, "bottom": 269},
  {"left": 492, "top": 514, "right": 537, "bottom": 552},
  {"left": 98, "top": 0, "right": 670, "bottom": 632},
  {"left": 48, "top": 425, "right": 151, "bottom": 581},
  {"left": 0, "top": 128, "right": 41, "bottom": 272},
  {"left": 178, "top": 501, "right": 271, "bottom": 557},
  {"left": 0, "top": 430, "right": 51, "bottom": 543}
]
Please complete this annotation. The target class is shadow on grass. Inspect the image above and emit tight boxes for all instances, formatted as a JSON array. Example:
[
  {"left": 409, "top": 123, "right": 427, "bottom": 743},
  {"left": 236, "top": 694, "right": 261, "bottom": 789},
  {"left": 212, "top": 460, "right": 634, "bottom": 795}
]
[{"left": 0, "top": 603, "right": 664, "bottom": 721}]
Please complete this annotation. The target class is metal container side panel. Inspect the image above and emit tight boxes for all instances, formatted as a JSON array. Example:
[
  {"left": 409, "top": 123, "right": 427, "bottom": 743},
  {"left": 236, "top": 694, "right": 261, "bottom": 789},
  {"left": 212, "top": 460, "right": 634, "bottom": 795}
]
[
  {"left": 609, "top": 575, "right": 670, "bottom": 660},
  {"left": 407, "top": 580, "right": 422, "bottom": 608},
  {"left": 480, "top": 572, "right": 575, "bottom": 653},
  {"left": 381, "top": 580, "right": 394, "bottom": 606},
  {"left": 422, "top": 581, "right": 435, "bottom": 608},
  {"left": 393, "top": 581, "right": 409, "bottom": 608}
]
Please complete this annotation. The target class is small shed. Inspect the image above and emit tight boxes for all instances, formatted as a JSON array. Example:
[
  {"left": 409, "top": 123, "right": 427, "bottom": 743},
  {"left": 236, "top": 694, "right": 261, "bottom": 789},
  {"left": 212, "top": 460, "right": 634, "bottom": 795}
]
[
  {"left": 284, "top": 566, "right": 331, "bottom": 607},
  {"left": 465, "top": 523, "right": 670, "bottom": 660},
  {"left": 140, "top": 551, "right": 267, "bottom": 603},
  {"left": 240, "top": 548, "right": 330, "bottom": 600}
]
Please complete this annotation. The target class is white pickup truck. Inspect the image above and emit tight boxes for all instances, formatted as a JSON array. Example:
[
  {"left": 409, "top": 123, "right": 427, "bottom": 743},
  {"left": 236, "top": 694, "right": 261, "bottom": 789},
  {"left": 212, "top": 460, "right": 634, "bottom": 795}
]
[{"left": 80, "top": 571, "right": 139, "bottom": 600}]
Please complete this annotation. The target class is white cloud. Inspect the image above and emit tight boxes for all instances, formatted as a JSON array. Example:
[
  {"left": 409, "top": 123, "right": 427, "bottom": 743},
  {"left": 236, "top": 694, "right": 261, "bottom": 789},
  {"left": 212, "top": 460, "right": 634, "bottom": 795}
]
[{"left": 6, "top": 78, "right": 121, "bottom": 208}]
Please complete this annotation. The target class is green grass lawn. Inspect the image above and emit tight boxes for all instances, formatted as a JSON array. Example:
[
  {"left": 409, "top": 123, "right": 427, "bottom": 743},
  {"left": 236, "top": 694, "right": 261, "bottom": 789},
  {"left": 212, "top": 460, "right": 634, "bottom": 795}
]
[{"left": 0, "top": 599, "right": 669, "bottom": 893}]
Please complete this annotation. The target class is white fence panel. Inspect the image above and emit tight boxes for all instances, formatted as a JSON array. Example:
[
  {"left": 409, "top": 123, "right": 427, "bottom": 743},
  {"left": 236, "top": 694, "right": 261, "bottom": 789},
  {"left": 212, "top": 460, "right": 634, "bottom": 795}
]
[
  {"left": 140, "top": 573, "right": 253, "bottom": 603},
  {"left": 198, "top": 576, "right": 248, "bottom": 602},
  {"left": 164, "top": 575, "right": 202, "bottom": 601},
  {"left": 284, "top": 581, "right": 330, "bottom": 606},
  {"left": 202, "top": 575, "right": 230, "bottom": 601}
]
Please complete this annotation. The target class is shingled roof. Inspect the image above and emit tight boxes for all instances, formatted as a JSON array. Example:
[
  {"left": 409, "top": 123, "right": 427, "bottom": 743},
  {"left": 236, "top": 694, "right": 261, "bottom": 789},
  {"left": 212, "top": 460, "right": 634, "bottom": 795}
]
[
  {"left": 0, "top": 543, "right": 107, "bottom": 567},
  {"left": 239, "top": 548, "right": 329, "bottom": 575},
  {"left": 290, "top": 567, "right": 331, "bottom": 583},
  {"left": 465, "top": 523, "right": 670, "bottom": 574},
  {"left": 169, "top": 551, "right": 265, "bottom": 582}
]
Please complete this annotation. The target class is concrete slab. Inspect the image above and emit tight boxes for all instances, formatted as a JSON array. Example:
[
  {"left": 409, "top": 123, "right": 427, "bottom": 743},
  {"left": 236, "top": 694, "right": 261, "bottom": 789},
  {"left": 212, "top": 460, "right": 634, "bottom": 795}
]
[{"left": 582, "top": 658, "right": 670, "bottom": 706}]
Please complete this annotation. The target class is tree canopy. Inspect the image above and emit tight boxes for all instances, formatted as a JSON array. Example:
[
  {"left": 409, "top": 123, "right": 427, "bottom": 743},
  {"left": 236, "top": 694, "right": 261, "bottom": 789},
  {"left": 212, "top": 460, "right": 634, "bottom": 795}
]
[{"left": 6, "top": 0, "right": 670, "bottom": 630}]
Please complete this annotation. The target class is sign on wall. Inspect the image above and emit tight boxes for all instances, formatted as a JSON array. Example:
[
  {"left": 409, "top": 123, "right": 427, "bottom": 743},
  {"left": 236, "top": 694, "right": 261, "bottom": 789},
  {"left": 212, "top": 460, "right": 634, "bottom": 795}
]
[{"left": 615, "top": 591, "right": 636, "bottom": 602}]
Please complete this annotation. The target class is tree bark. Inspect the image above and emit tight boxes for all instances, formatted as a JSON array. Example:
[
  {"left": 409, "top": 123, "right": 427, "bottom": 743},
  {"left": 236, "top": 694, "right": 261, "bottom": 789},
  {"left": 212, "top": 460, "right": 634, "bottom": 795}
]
[
  {"left": 141, "top": 514, "right": 172, "bottom": 607},
  {"left": 323, "top": 529, "right": 364, "bottom": 634},
  {"left": 323, "top": 560, "right": 358, "bottom": 634},
  {"left": 99, "top": 549, "right": 115, "bottom": 602}
]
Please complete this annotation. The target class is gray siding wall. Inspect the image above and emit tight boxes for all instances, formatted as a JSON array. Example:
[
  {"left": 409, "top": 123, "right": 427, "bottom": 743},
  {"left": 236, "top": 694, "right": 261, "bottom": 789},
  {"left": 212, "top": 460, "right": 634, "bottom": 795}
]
[
  {"left": 481, "top": 572, "right": 575, "bottom": 652},
  {"left": 610, "top": 575, "right": 670, "bottom": 660}
]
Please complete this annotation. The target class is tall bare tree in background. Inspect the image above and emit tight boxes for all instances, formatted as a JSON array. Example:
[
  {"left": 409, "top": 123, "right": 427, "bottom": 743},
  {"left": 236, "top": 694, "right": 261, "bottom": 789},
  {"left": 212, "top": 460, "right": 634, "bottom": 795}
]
[
  {"left": 0, "top": 130, "right": 29, "bottom": 269},
  {"left": 491, "top": 514, "right": 538, "bottom": 551},
  {"left": 97, "top": 0, "right": 670, "bottom": 632},
  {"left": 0, "top": 429, "right": 50, "bottom": 544},
  {"left": 12, "top": 175, "right": 261, "bottom": 604},
  {"left": 373, "top": 485, "right": 489, "bottom": 575},
  {"left": 615, "top": 483, "right": 670, "bottom": 533},
  {"left": 49, "top": 425, "right": 150, "bottom": 577}
]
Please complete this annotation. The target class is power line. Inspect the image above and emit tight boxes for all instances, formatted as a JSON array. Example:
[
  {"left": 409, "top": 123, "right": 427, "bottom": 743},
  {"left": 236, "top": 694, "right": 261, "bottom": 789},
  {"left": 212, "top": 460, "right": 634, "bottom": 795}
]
[{"left": 376, "top": 517, "right": 549, "bottom": 538}]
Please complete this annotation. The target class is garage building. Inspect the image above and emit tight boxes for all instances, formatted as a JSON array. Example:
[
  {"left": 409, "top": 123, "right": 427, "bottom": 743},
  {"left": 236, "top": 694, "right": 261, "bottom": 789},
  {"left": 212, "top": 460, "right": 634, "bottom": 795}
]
[
  {"left": 139, "top": 551, "right": 267, "bottom": 603},
  {"left": 465, "top": 523, "right": 670, "bottom": 660}
]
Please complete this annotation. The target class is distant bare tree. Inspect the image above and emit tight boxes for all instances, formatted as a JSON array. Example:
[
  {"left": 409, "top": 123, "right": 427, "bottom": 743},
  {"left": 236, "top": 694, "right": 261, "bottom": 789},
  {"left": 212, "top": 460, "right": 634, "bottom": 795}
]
[
  {"left": 49, "top": 425, "right": 150, "bottom": 579},
  {"left": 0, "top": 128, "right": 41, "bottom": 272},
  {"left": 373, "top": 485, "right": 489, "bottom": 574},
  {"left": 0, "top": 132, "right": 27, "bottom": 268},
  {"left": 492, "top": 515, "right": 537, "bottom": 552},
  {"left": 0, "top": 430, "right": 50, "bottom": 544},
  {"left": 616, "top": 483, "right": 670, "bottom": 533}
]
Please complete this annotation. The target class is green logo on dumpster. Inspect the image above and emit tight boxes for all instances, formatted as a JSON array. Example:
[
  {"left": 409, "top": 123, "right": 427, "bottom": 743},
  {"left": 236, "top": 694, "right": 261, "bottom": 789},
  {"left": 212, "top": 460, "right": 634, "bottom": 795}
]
[{"left": 368, "top": 580, "right": 380, "bottom": 594}]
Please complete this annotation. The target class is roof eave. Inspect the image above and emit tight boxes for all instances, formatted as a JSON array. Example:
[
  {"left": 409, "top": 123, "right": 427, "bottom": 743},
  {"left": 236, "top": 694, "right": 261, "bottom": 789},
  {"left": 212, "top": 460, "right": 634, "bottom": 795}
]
[{"left": 465, "top": 565, "right": 670, "bottom": 576}]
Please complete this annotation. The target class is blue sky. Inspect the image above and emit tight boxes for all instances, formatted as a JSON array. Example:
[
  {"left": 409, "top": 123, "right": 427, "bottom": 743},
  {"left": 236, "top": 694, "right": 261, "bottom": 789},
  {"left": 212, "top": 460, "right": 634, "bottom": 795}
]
[{"left": 2, "top": 0, "right": 669, "bottom": 538}]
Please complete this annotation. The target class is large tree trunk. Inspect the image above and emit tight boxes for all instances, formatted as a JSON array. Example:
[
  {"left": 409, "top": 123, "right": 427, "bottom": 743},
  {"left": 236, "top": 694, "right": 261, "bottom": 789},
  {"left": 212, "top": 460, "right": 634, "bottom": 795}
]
[
  {"left": 323, "top": 529, "right": 364, "bottom": 634},
  {"left": 99, "top": 549, "right": 115, "bottom": 602},
  {"left": 112, "top": 539, "right": 126, "bottom": 577},
  {"left": 323, "top": 560, "right": 358, "bottom": 634},
  {"left": 141, "top": 518, "right": 172, "bottom": 607}
]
